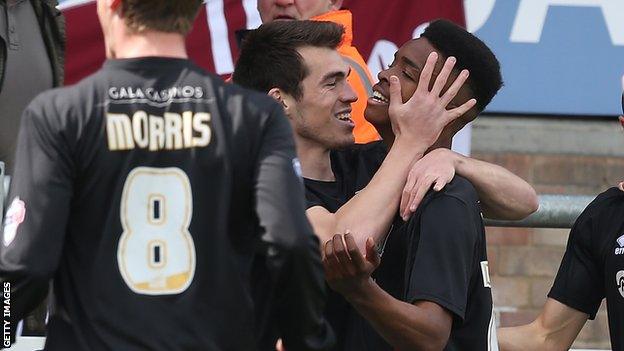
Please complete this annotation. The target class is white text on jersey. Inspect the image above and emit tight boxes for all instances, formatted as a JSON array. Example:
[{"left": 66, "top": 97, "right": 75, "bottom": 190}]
[{"left": 106, "top": 111, "right": 211, "bottom": 151}]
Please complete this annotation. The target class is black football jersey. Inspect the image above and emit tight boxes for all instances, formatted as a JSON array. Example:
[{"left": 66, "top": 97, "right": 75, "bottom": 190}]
[
  {"left": 549, "top": 187, "right": 624, "bottom": 350},
  {"left": 304, "top": 142, "right": 496, "bottom": 350},
  {"left": 0, "top": 57, "right": 333, "bottom": 351}
]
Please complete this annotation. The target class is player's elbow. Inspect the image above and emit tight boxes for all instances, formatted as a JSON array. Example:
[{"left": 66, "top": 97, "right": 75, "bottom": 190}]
[
  {"left": 512, "top": 187, "right": 539, "bottom": 220},
  {"left": 524, "top": 189, "right": 540, "bottom": 217}
]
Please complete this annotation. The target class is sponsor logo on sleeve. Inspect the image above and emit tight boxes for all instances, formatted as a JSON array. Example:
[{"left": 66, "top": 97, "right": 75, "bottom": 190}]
[
  {"left": 615, "top": 234, "right": 624, "bottom": 255},
  {"left": 616, "top": 270, "right": 624, "bottom": 298},
  {"left": 2, "top": 197, "right": 26, "bottom": 247}
]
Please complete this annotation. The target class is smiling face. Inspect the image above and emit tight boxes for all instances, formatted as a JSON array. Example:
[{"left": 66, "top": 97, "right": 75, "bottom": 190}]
[
  {"left": 365, "top": 38, "right": 474, "bottom": 142},
  {"left": 281, "top": 46, "right": 357, "bottom": 150},
  {"left": 257, "top": 0, "right": 341, "bottom": 22}
]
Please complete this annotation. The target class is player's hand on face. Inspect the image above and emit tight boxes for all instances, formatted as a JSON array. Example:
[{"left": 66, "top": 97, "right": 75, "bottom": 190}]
[
  {"left": 322, "top": 233, "right": 380, "bottom": 298},
  {"left": 388, "top": 52, "right": 476, "bottom": 148},
  {"left": 400, "top": 148, "right": 457, "bottom": 221}
]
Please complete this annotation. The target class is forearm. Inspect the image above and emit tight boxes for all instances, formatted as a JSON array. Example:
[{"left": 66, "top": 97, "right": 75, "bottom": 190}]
[
  {"left": 454, "top": 154, "right": 538, "bottom": 220},
  {"left": 331, "top": 138, "right": 424, "bottom": 249},
  {"left": 498, "top": 324, "right": 550, "bottom": 351},
  {"left": 345, "top": 279, "right": 448, "bottom": 351},
  {"left": 498, "top": 299, "right": 588, "bottom": 351}
]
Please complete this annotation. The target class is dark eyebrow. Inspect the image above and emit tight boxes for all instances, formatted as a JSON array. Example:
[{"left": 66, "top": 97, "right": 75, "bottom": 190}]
[{"left": 321, "top": 68, "right": 351, "bottom": 83}]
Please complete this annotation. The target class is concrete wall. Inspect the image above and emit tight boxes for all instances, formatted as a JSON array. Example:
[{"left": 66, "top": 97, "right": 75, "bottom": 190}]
[{"left": 473, "top": 115, "right": 623, "bottom": 349}]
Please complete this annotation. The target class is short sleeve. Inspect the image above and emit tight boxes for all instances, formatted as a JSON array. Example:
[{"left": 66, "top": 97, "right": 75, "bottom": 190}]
[
  {"left": 304, "top": 188, "right": 325, "bottom": 210},
  {"left": 405, "top": 195, "right": 479, "bottom": 321},
  {"left": 548, "top": 208, "right": 604, "bottom": 319}
]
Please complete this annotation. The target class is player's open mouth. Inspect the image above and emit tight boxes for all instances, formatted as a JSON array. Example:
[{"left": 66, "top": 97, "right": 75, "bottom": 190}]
[
  {"left": 335, "top": 112, "right": 354, "bottom": 124},
  {"left": 371, "top": 90, "right": 389, "bottom": 104}
]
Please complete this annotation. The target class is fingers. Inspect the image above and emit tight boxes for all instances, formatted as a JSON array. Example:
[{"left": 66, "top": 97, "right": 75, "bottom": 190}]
[
  {"left": 365, "top": 237, "right": 381, "bottom": 267},
  {"left": 344, "top": 233, "right": 366, "bottom": 270},
  {"left": 324, "top": 239, "right": 343, "bottom": 277},
  {"left": 440, "top": 69, "right": 470, "bottom": 108},
  {"left": 430, "top": 56, "right": 457, "bottom": 97},
  {"left": 388, "top": 75, "right": 403, "bottom": 108},
  {"left": 400, "top": 171, "right": 417, "bottom": 216},
  {"left": 333, "top": 233, "right": 356, "bottom": 275},
  {"left": 446, "top": 98, "right": 477, "bottom": 124},
  {"left": 403, "top": 179, "right": 431, "bottom": 220},
  {"left": 402, "top": 173, "right": 429, "bottom": 220},
  {"left": 619, "top": 181, "right": 624, "bottom": 192},
  {"left": 416, "top": 52, "right": 439, "bottom": 95}
]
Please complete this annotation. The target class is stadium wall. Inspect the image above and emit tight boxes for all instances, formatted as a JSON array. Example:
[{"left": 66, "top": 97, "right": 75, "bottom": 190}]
[{"left": 474, "top": 115, "right": 623, "bottom": 349}]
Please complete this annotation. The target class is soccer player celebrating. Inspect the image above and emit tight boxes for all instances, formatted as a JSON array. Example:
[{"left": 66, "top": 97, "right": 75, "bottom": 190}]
[
  {"left": 234, "top": 20, "right": 535, "bottom": 350},
  {"left": 257, "top": 0, "right": 380, "bottom": 143},
  {"left": 497, "top": 92, "right": 624, "bottom": 351},
  {"left": 0, "top": 1, "right": 333, "bottom": 350}
]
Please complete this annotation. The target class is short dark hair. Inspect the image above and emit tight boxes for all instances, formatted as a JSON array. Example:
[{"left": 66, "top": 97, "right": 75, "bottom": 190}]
[
  {"left": 233, "top": 20, "right": 344, "bottom": 100},
  {"left": 421, "top": 19, "right": 503, "bottom": 111}
]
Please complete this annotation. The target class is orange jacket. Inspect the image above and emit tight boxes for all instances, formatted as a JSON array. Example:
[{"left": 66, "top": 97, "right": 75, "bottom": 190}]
[{"left": 312, "top": 10, "right": 380, "bottom": 143}]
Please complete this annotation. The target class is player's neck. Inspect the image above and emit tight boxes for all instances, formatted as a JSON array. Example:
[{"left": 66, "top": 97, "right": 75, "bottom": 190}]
[
  {"left": 111, "top": 30, "right": 188, "bottom": 59},
  {"left": 376, "top": 124, "right": 395, "bottom": 149},
  {"left": 296, "top": 140, "right": 335, "bottom": 182}
]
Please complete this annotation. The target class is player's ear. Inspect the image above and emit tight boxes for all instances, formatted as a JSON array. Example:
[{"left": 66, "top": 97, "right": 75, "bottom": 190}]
[
  {"left": 268, "top": 88, "right": 293, "bottom": 116},
  {"left": 267, "top": 88, "right": 283, "bottom": 104},
  {"left": 329, "top": 0, "right": 343, "bottom": 10}
]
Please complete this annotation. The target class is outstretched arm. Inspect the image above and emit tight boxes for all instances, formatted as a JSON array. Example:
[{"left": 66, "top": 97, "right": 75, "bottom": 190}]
[
  {"left": 399, "top": 148, "right": 538, "bottom": 221},
  {"left": 498, "top": 298, "right": 588, "bottom": 351}
]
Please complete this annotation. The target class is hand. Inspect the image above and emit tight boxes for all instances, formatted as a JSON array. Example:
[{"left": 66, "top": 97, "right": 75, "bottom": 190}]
[
  {"left": 399, "top": 148, "right": 458, "bottom": 221},
  {"left": 388, "top": 52, "right": 476, "bottom": 147},
  {"left": 275, "top": 339, "right": 285, "bottom": 351},
  {"left": 322, "top": 233, "right": 380, "bottom": 298}
]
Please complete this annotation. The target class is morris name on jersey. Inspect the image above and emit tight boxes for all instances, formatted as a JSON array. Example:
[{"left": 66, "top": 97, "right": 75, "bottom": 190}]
[{"left": 106, "top": 85, "right": 213, "bottom": 152}]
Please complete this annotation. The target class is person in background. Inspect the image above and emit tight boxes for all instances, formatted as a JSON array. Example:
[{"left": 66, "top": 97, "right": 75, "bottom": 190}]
[
  {"left": 257, "top": 0, "right": 380, "bottom": 143},
  {"left": 497, "top": 82, "right": 624, "bottom": 351},
  {"left": 0, "top": 0, "right": 65, "bottom": 174}
]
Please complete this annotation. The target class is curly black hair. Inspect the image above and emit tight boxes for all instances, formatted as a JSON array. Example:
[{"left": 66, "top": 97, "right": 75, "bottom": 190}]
[{"left": 421, "top": 19, "right": 503, "bottom": 112}]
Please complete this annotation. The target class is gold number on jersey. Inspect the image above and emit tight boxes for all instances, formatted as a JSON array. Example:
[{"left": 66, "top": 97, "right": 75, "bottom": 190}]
[{"left": 117, "top": 167, "right": 196, "bottom": 295}]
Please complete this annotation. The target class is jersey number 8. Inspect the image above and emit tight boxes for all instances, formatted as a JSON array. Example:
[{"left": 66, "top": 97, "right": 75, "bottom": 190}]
[{"left": 117, "top": 167, "right": 196, "bottom": 295}]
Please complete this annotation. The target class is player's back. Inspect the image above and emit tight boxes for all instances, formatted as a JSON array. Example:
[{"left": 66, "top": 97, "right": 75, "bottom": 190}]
[{"left": 5, "top": 57, "right": 310, "bottom": 351}]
